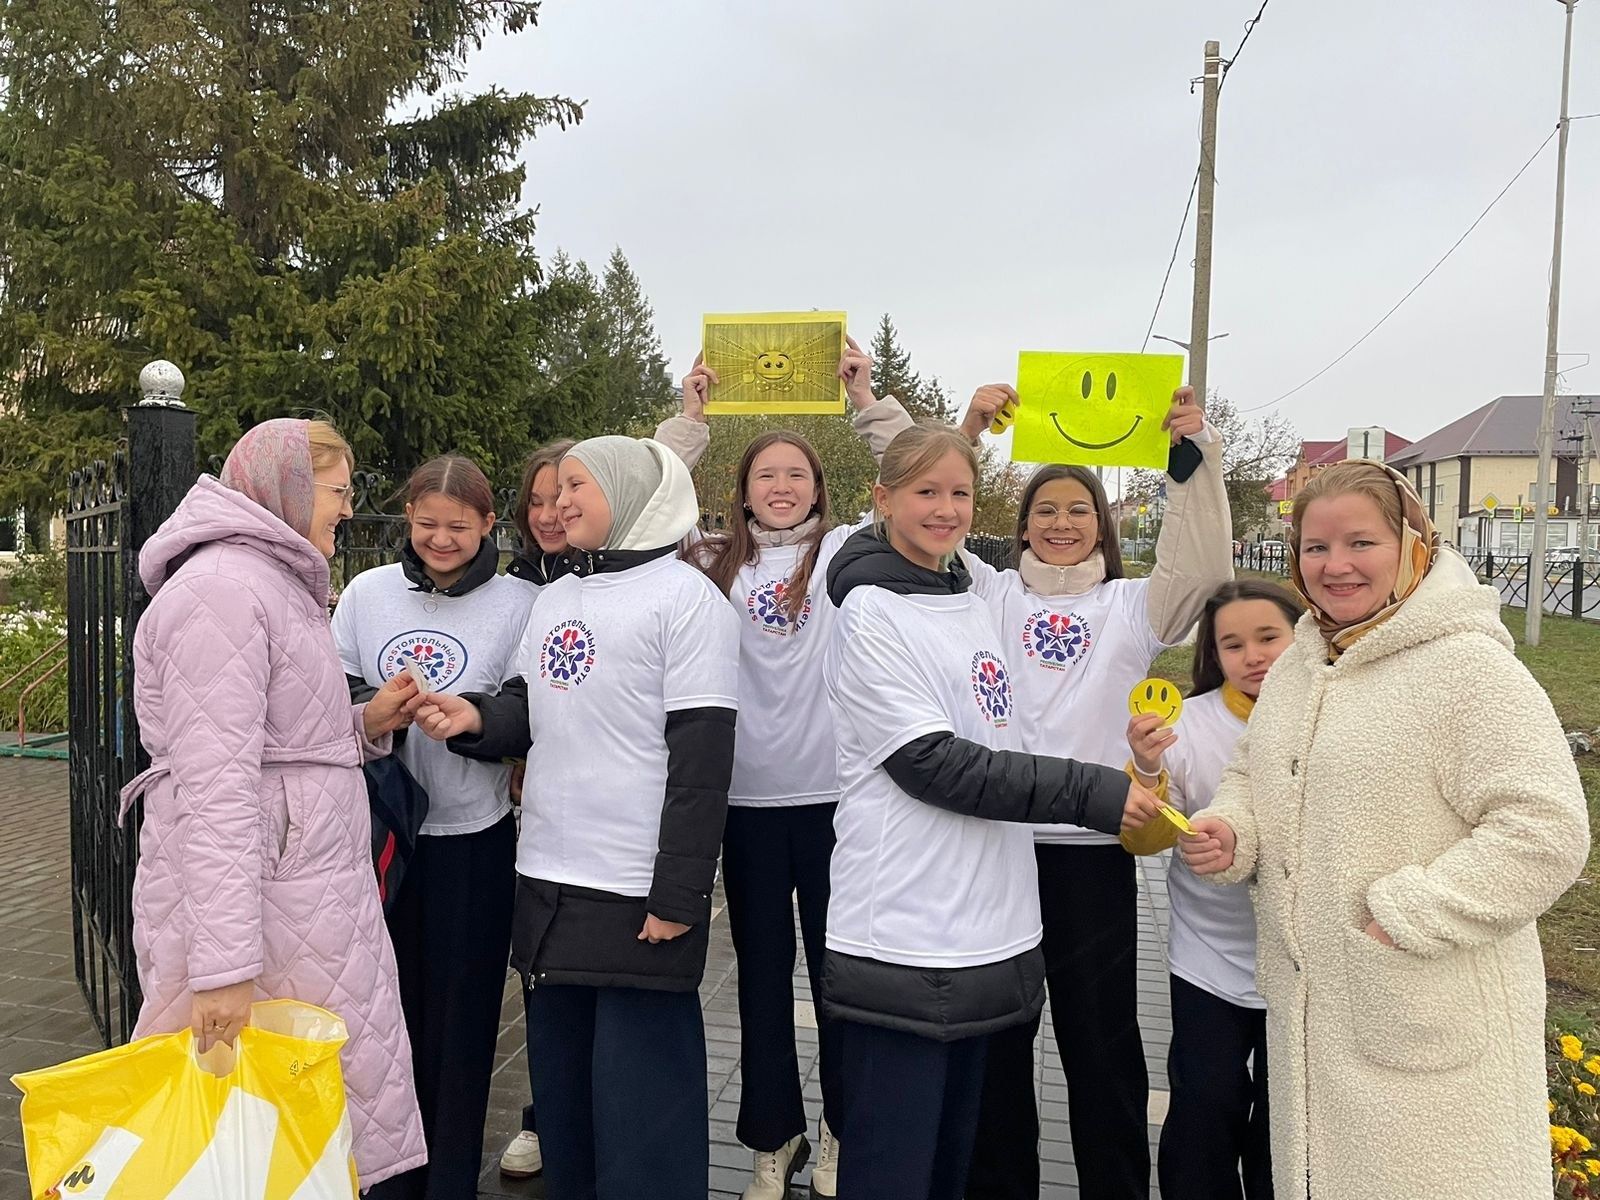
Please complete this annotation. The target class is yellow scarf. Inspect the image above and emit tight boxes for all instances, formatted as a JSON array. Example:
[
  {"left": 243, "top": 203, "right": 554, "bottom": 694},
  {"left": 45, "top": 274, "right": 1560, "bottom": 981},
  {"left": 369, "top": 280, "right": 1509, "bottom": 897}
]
[
  {"left": 1221, "top": 681, "right": 1255, "bottom": 721},
  {"left": 1289, "top": 461, "right": 1439, "bottom": 660}
]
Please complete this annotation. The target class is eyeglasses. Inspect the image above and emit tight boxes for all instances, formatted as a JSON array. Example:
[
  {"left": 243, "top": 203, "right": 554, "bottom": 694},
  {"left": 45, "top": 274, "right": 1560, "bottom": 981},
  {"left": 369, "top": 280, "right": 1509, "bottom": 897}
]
[
  {"left": 314, "top": 482, "right": 355, "bottom": 500},
  {"left": 1028, "top": 503, "right": 1097, "bottom": 527}
]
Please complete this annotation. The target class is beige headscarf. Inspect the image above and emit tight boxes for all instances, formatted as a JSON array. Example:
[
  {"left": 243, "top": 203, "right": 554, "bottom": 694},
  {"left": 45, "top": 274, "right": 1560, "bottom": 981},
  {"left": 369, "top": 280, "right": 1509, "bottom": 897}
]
[{"left": 1289, "top": 461, "right": 1439, "bottom": 659}]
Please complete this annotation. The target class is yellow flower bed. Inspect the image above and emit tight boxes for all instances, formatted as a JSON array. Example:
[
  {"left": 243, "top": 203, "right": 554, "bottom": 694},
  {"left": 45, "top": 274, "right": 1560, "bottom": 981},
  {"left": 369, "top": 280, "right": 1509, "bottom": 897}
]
[{"left": 1553, "top": 1031, "right": 1600, "bottom": 1199}]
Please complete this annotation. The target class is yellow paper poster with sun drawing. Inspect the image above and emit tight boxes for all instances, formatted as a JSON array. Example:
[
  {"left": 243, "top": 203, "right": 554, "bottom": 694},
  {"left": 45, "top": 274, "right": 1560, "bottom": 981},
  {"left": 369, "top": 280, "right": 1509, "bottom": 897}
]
[
  {"left": 702, "top": 312, "right": 848, "bottom": 415},
  {"left": 1011, "top": 352, "right": 1182, "bottom": 469}
]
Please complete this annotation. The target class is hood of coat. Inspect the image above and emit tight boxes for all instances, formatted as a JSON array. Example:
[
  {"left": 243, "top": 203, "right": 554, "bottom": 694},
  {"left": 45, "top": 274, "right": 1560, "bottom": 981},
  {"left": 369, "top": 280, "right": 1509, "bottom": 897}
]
[
  {"left": 585, "top": 437, "right": 699, "bottom": 552},
  {"left": 139, "top": 475, "right": 331, "bottom": 606},
  {"left": 826, "top": 525, "right": 972, "bottom": 606},
  {"left": 1292, "top": 547, "right": 1509, "bottom": 668}
]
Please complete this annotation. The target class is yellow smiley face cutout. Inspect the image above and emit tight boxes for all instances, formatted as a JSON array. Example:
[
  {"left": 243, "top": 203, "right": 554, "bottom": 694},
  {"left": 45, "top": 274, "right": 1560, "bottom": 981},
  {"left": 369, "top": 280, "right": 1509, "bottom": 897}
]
[
  {"left": 1012, "top": 351, "right": 1183, "bottom": 469},
  {"left": 1128, "top": 677, "right": 1183, "bottom": 727},
  {"left": 1159, "top": 804, "right": 1195, "bottom": 836}
]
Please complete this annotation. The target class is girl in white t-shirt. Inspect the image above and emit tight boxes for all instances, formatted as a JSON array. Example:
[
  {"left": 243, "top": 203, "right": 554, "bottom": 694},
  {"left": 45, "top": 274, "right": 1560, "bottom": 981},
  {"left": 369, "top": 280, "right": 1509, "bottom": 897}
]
[
  {"left": 495, "top": 429, "right": 711, "bottom": 1182},
  {"left": 332, "top": 455, "right": 530, "bottom": 1200},
  {"left": 1121, "top": 579, "right": 1303, "bottom": 1200},
  {"left": 955, "top": 383, "right": 1234, "bottom": 1200},
  {"left": 657, "top": 338, "right": 911, "bottom": 1200},
  {"left": 821, "top": 424, "right": 1159, "bottom": 1200},
  {"left": 413, "top": 435, "right": 740, "bottom": 1200}
]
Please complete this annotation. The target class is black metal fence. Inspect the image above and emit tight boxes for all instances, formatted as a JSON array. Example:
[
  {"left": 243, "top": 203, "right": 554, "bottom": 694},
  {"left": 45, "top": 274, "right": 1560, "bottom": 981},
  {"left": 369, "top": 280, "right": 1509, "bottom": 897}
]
[
  {"left": 1232, "top": 544, "right": 1600, "bottom": 622},
  {"left": 965, "top": 533, "right": 1013, "bottom": 571},
  {"left": 65, "top": 394, "right": 196, "bottom": 1047}
]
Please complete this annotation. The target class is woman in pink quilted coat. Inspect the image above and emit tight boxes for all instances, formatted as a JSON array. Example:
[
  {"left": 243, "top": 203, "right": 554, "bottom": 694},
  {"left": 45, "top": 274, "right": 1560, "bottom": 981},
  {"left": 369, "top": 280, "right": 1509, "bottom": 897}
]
[{"left": 120, "top": 418, "right": 429, "bottom": 1188}]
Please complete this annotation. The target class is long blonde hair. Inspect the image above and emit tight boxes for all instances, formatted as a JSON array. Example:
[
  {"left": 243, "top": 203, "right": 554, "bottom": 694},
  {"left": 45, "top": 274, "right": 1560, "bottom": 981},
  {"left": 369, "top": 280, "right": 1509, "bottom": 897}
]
[{"left": 877, "top": 425, "right": 979, "bottom": 494}]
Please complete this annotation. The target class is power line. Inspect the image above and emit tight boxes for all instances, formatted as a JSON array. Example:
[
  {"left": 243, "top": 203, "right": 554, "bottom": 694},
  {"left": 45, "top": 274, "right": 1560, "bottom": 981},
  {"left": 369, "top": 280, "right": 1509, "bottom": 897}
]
[
  {"left": 1221, "top": 0, "right": 1272, "bottom": 90},
  {"left": 1139, "top": 0, "right": 1272, "bottom": 351},
  {"left": 1139, "top": 175, "right": 1199, "bottom": 353},
  {"left": 1238, "top": 125, "right": 1560, "bottom": 413}
]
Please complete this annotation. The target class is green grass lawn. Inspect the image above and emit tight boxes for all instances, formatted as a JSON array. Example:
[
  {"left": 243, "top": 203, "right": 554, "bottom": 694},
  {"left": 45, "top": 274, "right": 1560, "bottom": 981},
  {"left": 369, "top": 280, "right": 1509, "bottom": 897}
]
[{"left": 1149, "top": 607, "right": 1600, "bottom": 1026}]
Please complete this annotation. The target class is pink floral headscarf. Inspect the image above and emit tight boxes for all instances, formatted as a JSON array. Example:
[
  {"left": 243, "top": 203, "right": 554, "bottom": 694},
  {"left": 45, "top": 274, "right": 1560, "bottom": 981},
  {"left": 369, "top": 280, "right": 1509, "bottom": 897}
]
[{"left": 217, "top": 419, "right": 315, "bottom": 538}]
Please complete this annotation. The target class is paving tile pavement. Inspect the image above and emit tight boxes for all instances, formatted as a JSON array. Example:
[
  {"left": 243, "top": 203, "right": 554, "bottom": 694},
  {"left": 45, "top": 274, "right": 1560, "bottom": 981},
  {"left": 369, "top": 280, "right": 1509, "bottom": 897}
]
[{"left": 1, "top": 760, "right": 1179, "bottom": 1199}]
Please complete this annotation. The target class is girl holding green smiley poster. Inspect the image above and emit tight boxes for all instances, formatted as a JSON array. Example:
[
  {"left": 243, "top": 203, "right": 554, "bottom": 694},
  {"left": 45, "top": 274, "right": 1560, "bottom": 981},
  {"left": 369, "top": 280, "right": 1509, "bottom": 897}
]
[{"left": 956, "top": 382, "right": 1234, "bottom": 1200}]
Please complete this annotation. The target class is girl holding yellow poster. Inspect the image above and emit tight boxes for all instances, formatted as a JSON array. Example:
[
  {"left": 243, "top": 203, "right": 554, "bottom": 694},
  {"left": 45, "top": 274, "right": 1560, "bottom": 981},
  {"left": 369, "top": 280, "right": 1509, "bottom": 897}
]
[
  {"left": 956, "top": 383, "right": 1232, "bottom": 1200},
  {"left": 661, "top": 336, "right": 912, "bottom": 1200}
]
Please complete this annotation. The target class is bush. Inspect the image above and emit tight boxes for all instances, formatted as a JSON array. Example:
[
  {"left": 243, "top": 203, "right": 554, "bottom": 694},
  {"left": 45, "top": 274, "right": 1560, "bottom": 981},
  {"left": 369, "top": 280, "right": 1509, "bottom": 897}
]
[
  {"left": 1551, "top": 1028, "right": 1600, "bottom": 1198},
  {"left": 0, "top": 608, "right": 68, "bottom": 733},
  {"left": 2, "top": 545, "right": 67, "bottom": 612}
]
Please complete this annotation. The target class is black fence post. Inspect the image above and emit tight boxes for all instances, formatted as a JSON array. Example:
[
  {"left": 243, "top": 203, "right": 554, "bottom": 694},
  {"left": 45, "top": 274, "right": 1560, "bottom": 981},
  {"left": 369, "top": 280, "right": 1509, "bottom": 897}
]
[{"left": 66, "top": 361, "right": 195, "bottom": 1047}]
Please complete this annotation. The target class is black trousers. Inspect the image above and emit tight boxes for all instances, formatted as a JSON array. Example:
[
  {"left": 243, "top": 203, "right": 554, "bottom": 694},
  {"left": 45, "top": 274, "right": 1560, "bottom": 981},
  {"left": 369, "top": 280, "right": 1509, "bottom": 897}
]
[
  {"left": 721, "top": 802, "right": 843, "bottom": 1151},
  {"left": 526, "top": 982, "right": 708, "bottom": 1200},
  {"left": 1158, "top": 976, "right": 1272, "bottom": 1200},
  {"left": 367, "top": 813, "right": 517, "bottom": 1200},
  {"left": 836, "top": 1019, "right": 988, "bottom": 1200},
  {"left": 967, "top": 843, "right": 1150, "bottom": 1200}
]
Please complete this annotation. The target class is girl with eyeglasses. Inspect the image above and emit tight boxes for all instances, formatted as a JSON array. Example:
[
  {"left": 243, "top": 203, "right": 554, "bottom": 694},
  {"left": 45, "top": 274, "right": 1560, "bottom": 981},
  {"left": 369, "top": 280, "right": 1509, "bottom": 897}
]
[{"left": 956, "top": 384, "right": 1233, "bottom": 1200}]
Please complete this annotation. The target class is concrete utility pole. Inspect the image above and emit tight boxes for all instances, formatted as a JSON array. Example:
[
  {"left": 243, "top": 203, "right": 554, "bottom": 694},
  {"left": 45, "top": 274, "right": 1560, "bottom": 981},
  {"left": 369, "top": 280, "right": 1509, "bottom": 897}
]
[
  {"left": 1187, "top": 40, "right": 1222, "bottom": 412},
  {"left": 1527, "top": 0, "right": 1579, "bottom": 646}
]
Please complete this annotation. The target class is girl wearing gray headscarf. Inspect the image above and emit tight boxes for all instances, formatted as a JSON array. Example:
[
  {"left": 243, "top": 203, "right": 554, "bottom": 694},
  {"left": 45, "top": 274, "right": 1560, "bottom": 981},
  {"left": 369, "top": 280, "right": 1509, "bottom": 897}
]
[{"left": 414, "top": 436, "right": 741, "bottom": 1200}]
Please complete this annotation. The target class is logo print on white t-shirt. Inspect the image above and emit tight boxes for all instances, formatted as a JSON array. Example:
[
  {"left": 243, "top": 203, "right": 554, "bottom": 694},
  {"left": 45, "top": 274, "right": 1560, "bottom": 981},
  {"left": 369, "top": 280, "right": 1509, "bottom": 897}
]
[
  {"left": 746, "top": 579, "right": 812, "bottom": 635},
  {"left": 540, "top": 620, "right": 596, "bottom": 690},
  {"left": 1020, "top": 609, "right": 1093, "bottom": 671},
  {"left": 379, "top": 631, "right": 468, "bottom": 690},
  {"left": 969, "top": 651, "right": 1013, "bottom": 727}
]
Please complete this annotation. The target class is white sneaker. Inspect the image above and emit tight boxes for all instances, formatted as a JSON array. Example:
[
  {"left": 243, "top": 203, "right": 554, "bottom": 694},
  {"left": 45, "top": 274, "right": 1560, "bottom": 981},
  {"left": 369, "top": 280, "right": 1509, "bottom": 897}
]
[
  {"left": 741, "top": 1132, "right": 810, "bottom": 1200},
  {"left": 499, "top": 1130, "right": 543, "bottom": 1178},
  {"left": 809, "top": 1120, "right": 838, "bottom": 1199}
]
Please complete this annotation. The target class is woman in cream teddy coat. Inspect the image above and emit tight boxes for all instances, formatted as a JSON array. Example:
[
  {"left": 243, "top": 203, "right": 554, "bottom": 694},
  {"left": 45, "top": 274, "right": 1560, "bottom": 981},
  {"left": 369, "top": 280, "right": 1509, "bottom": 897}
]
[{"left": 1183, "top": 460, "right": 1588, "bottom": 1200}]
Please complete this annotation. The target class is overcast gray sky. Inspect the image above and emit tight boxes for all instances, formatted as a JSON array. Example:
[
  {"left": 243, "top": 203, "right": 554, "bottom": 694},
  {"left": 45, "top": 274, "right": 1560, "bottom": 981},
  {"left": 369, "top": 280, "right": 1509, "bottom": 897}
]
[{"left": 461, "top": 0, "right": 1600, "bottom": 448}]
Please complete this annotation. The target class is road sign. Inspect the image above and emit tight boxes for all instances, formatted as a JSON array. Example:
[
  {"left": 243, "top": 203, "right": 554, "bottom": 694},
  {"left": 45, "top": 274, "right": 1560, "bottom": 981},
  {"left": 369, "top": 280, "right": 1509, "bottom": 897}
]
[
  {"left": 1482, "top": 494, "right": 1499, "bottom": 513},
  {"left": 1277, "top": 500, "right": 1294, "bottom": 516}
]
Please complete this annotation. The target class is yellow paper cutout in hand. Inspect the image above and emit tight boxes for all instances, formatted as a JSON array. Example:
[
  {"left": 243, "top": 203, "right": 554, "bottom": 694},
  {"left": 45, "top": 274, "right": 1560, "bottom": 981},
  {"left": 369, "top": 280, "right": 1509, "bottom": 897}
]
[
  {"left": 1128, "top": 677, "right": 1183, "bottom": 727},
  {"left": 1012, "top": 352, "right": 1182, "bottom": 468},
  {"left": 702, "top": 312, "right": 847, "bottom": 415},
  {"left": 1159, "top": 804, "right": 1195, "bottom": 836}
]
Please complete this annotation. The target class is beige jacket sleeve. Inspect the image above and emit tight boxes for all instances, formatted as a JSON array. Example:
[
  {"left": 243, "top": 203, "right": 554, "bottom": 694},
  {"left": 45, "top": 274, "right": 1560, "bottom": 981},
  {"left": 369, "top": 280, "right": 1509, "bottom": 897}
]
[
  {"left": 653, "top": 395, "right": 913, "bottom": 475},
  {"left": 853, "top": 394, "right": 915, "bottom": 462},
  {"left": 1365, "top": 640, "right": 1590, "bottom": 958},
  {"left": 653, "top": 414, "right": 710, "bottom": 471},
  {"left": 1192, "top": 731, "right": 1261, "bottom": 886},
  {"left": 1146, "top": 425, "right": 1234, "bottom": 645}
]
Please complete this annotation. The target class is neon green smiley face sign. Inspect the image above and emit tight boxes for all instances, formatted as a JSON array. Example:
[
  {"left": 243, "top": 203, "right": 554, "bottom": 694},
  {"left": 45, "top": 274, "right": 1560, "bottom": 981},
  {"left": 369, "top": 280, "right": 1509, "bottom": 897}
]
[{"left": 1011, "top": 351, "right": 1183, "bottom": 468}]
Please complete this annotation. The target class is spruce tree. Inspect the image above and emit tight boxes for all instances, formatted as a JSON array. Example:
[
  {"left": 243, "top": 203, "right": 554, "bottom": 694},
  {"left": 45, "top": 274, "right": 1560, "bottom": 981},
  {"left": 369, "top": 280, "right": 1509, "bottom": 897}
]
[
  {"left": 867, "top": 313, "right": 951, "bottom": 421},
  {"left": 0, "top": 0, "right": 583, "bottom": 512}
]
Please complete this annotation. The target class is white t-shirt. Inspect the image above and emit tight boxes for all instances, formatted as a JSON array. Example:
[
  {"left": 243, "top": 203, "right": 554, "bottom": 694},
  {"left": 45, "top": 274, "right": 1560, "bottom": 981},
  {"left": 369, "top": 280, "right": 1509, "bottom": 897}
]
[
  {"left": 516, "top": 554, "right": 740, "bottom": 894},
  {"left": 825, "top": 586, "right": 1042, "bottom": 969},
  {"left": 724, "top": 522, "right": 859, "bottom": 807},
  {"left": 1159, "top": 690, "right": 1263, "bottom": 1009},
  {"left": 966, "top": 559, "right": 1173, "bottom": 846},
  {"left": 332, "top": 564, "right": 532, "bottom": 835}
]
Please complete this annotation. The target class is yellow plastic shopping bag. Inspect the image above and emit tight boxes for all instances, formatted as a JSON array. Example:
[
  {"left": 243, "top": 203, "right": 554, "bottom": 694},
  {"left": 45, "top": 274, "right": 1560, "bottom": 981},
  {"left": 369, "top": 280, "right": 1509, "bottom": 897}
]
[{"left": 11, "top": 999, "right": 358, "bottom": 1200}]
